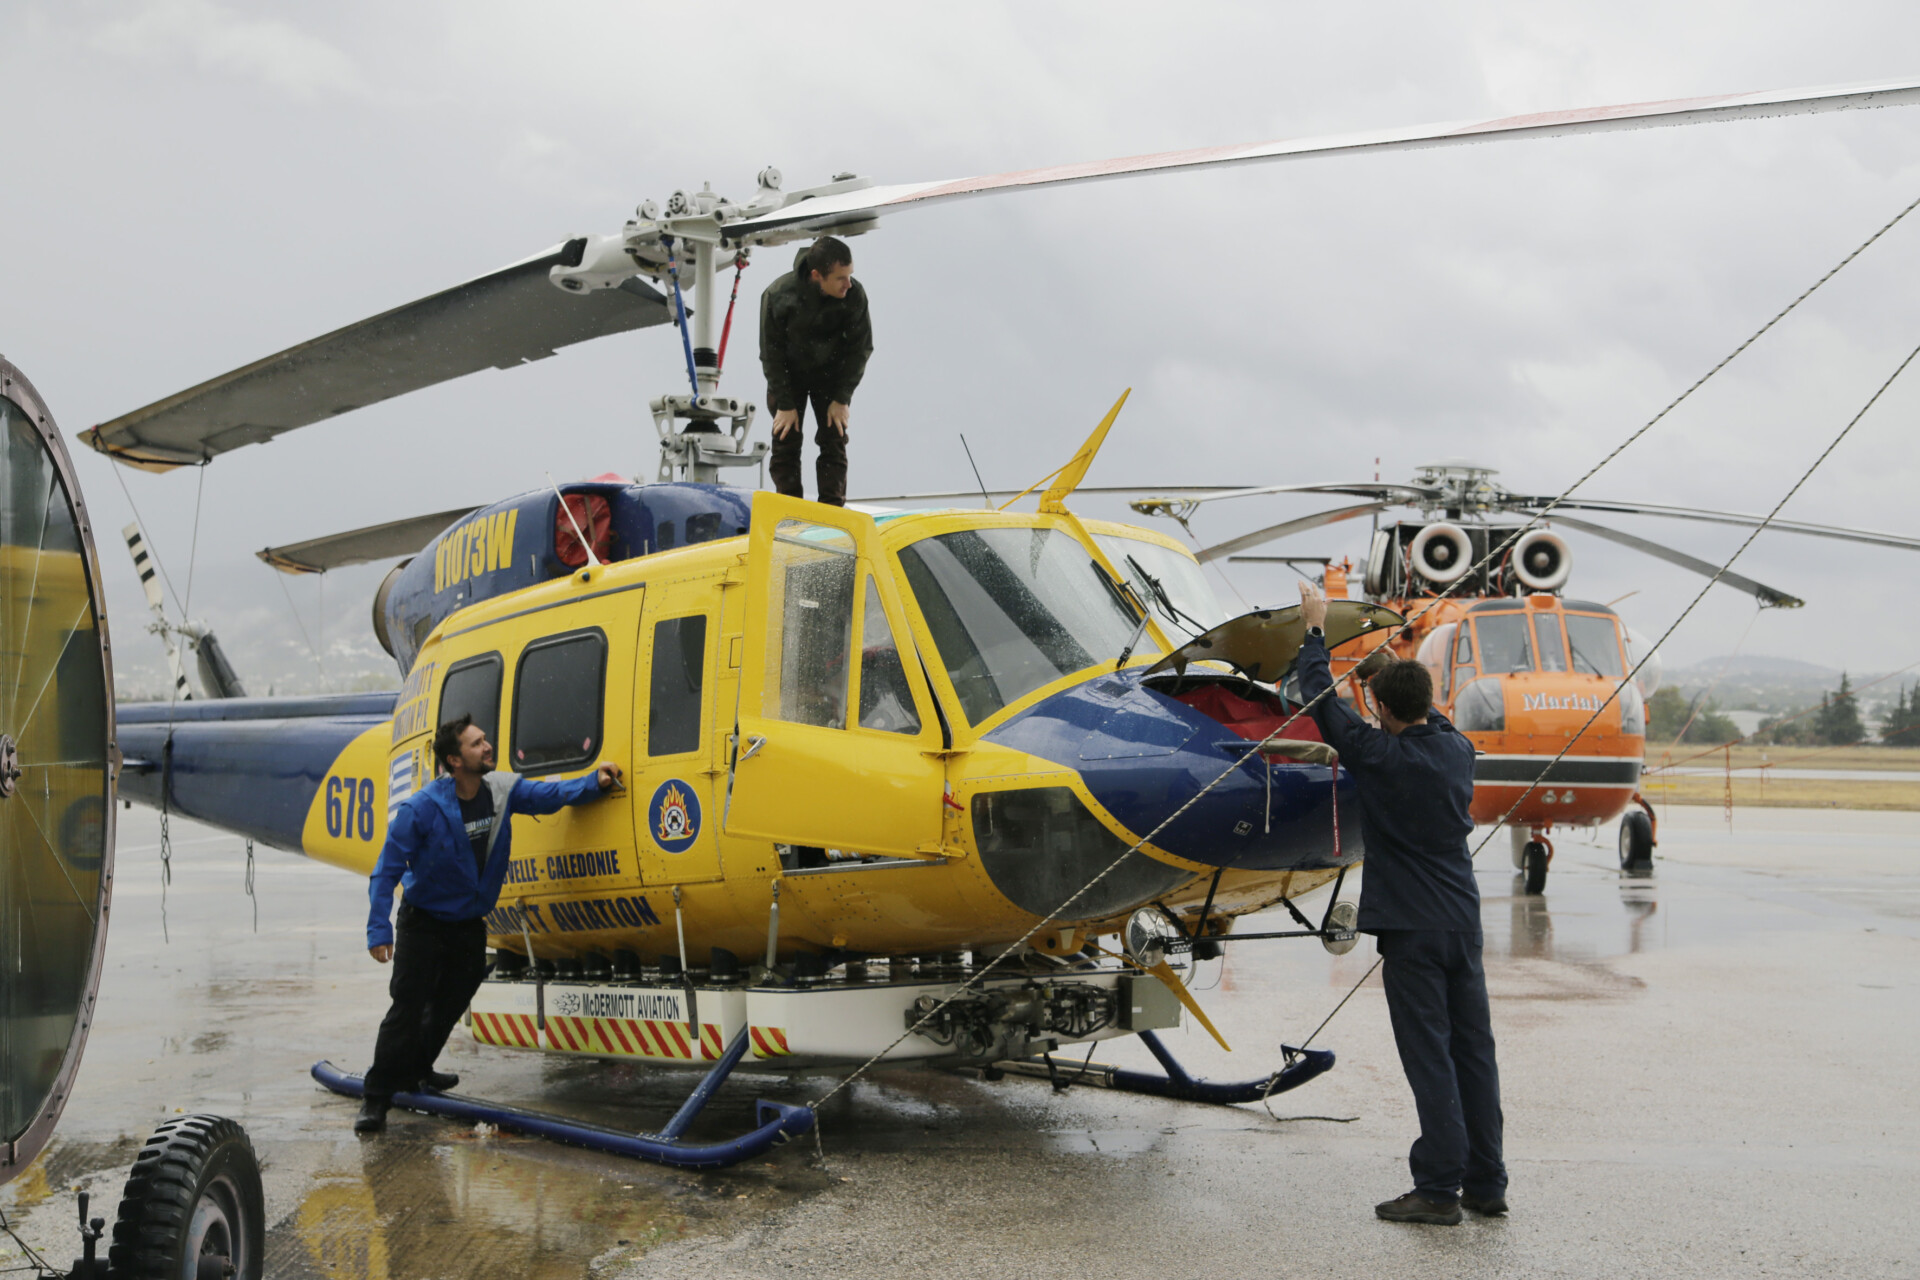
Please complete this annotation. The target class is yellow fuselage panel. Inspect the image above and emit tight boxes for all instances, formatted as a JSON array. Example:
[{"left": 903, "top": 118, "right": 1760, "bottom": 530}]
[{"left": 303, "top": 505, "right": 1246, "bottom": 962}]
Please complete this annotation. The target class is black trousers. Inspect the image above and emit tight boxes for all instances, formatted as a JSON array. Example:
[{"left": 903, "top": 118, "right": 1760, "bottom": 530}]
[
  {"left": 1376, "top": 929, "right": 1507, "bottom": 1201},
  {"left": 364, "top": 903, "right": 489, "bottom": 1101},
  {"left": 768, "top": 390, "right": 848, "bottom": 506}
]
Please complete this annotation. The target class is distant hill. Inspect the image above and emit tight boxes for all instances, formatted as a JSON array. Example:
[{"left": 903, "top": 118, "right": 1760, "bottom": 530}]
[
  {"left": 1666, "top": 655, "right": 1840, "bottom": 682},
  {"left": 1664, "top": 653, "right": 1906, "bottom": 720}
]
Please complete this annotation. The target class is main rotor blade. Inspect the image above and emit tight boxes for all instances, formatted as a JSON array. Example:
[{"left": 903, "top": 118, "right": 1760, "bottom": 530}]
[
  {"left": 256, "top": 505, "right": 480, "bottom": 575},
  {"left": 1130, "top": 481, "right": 1437, "bottom": 516},
  {"left": 1515, "top": 498, "right": 1920, "bottom": 554},
  {"left": 724, "top": 77, "right": 1920, "bottom": 242},
  {"left": 1547, "top": 514, "right": 1804, "bottom": 608},
  {"left": 81, "top": 247, "right": 670, "bottom": 472},
  {"left": 1193, "top": 502, "right": 1393, "bottom": 563},
  {"left": 847, "top": 484, "right": 1246, "bottom": 506}
]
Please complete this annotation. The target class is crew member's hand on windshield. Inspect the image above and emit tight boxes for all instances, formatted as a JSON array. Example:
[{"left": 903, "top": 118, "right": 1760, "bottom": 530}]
[
  {"left": 772, "top": 408, "right": 800, "bottom": 439},
  {"left": 827, "top": 401, "right": 850, "bottom": 438},
  {"left": 369, "top": 944, "right": 393, "bottom": 963},
  {"left": 1298, "top": 581, "right": 1328, "bottom": 632}
]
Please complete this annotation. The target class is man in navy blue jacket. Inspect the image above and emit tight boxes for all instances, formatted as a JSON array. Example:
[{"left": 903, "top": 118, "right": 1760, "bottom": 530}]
[
  {"left": 1296, "top": 582, "right": 1507, "bottom": 1225},
  {"left": 356, "top": 714, "right": 621, "bottom": 1133}
]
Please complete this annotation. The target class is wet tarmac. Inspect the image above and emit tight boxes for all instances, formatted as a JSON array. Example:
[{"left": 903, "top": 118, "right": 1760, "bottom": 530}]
[{"left": 3, "top": 805, "right": 1916, "bottom": 1278}]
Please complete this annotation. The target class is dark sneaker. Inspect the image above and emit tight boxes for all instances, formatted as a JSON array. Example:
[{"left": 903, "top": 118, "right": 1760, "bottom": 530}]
[
  {"left": 417, "top": 1070, "right": 459, "bottom": 1092},
  {"left": 1375, "top": 1192, "right": 1463, "bottom": 1225},
  {"left": 353, "top": 1098, "right": 389, "bottom": 1134},
  {"left": 1462, "top": 1193, "right": 1509, "bottom": 1216}
]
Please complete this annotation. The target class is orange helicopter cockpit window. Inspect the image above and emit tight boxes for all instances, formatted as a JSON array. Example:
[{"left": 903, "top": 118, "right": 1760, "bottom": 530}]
[
  {"left": 1565, "top": 613, "right": 1626, "bottom": 677},
  {"left": 1533, "top": 613, "right": 1569, "bottom": 672},
  {"left": 1472, "top": 612, "right": 1534, "bottom": 674}
]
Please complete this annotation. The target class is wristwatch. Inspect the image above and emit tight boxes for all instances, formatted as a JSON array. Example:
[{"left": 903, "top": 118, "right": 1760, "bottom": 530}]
[{"left": 1306, "top": 625, "right": 1324, "bottom": 638}]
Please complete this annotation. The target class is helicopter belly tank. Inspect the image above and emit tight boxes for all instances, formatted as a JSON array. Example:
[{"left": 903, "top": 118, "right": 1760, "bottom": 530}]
[{"left": 985, "top": 673, "right": 1364, "bottom": 874}]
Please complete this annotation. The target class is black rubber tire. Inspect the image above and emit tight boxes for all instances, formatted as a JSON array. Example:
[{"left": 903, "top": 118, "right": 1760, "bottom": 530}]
[
  {"left": 108, "top": 1114, "right": 264, "bottom": 1280},
  {"left": 1521, "top": 842, "right": 1549, "bottom": 896},
  {"left": 1618, "top": 810, "right": 1655, "bottom": 872}
]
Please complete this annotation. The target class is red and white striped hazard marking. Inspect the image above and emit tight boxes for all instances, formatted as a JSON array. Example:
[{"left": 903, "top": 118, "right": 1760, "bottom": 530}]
[{"left": 749, "top": 1026, "right": 792, "bottom": 1058}]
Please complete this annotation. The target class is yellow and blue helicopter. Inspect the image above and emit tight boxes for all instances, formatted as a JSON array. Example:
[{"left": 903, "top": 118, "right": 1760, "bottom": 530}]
[{"left": 77, "top": 77, "right": 1920, "bottom": 1166}]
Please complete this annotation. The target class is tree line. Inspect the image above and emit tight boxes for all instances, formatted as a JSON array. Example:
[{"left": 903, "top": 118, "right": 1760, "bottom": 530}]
[{"left": 1644, "top": 675, "right": 1920, "bottom": 746}]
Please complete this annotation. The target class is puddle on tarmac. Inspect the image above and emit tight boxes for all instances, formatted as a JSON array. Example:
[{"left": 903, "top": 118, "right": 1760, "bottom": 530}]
[{"left": 268, "top": 1131, "right": 713, "bottom": 1278}]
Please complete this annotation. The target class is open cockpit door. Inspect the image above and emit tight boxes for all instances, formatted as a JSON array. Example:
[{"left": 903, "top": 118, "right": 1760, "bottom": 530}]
[{"left": 725, "top": 494, "right": 945, "bottom": 858}]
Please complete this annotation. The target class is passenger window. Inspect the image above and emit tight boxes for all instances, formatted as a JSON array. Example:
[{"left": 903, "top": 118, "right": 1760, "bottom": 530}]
[
  {"left": 510, "top": 629, "right": 606, "bottom": 774},
  {"left": 765, "top": 520, "right": 856, "bottom": 729},
  {"left": 1474, "top": 614, "right": 1534, "bottom": 674},
  {"left": 656, "top": 520, "right": 675, "bottom": 551},
  {"left": 1452, "top": 665, "right": 1476, "bottom": 698},
  {"left": 1533, "top": 614, "right": 1569, "bottom": 672},
  {"left": 438, "top": 654, "right": 502, "bottom": 765},
  {"left": 648, "top": 616, "right": 707, "bottom": 756},
  {"left": 857, "top": 577, "right": 921, "bottom": 735}
]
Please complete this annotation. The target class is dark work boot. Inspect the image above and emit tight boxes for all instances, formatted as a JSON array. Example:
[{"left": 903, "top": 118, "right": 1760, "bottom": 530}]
[
  {"left": 1375, "top": 1192, "right": 1463, "bottom": 1225},
  {"left": 353, "top": 1098, "right": 389, "bottom": 1134},
  {"left": 417, "top": 1070, "right": 459, "bottom": 1093},
  {"left": 1461, "top": 1192, "right": 1509, "bottom": 1216}
]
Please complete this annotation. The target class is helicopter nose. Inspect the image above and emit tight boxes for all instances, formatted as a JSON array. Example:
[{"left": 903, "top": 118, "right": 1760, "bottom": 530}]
[{"left": 984, "top": 673, "right": 1362, "bottom": 874}]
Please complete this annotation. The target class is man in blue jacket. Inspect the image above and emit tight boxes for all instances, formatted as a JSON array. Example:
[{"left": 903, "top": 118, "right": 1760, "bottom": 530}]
[
  {"left": 356, "top": 714, "right": 621, "bottom": 1133},
  {"left": 1296, "top": 582, "right": 1507, "bottom": 1225}
]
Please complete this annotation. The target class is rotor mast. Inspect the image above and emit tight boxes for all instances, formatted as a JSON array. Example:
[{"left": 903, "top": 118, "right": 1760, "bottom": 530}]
[{"left": 552, "top": 169, "right": 876, "bottom": 485}]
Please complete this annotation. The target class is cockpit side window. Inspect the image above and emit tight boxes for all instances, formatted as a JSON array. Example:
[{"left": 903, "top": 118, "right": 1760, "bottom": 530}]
[
  {"left": 764, "top": 520, "right": 857, "bottom": 729},
  {"left": 1474, "top": 614, "right": 1534, "bottom": 674},
  {"left": 857, "top": 576, "right": 921, "bottom": 735},
  {"left": 1565, "top": 613, "right": 1625, "bottom": 678},
  {"left": 648, "top": 615, "right": 707, "bottom": 756}
]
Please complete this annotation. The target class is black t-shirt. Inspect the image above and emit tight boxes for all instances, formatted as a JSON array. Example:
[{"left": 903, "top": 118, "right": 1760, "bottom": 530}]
[{"left": 458, "top": 787, "right": 496, "bottom": 877}]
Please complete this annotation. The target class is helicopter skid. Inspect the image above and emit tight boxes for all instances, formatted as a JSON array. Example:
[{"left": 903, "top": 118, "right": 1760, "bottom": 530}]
[
  {"left": 990, "top": 1029, "right": 1335, "bottom": 1104},
  {"left": 311, "top": 1028, "right": 814, "bottom": 1170}
]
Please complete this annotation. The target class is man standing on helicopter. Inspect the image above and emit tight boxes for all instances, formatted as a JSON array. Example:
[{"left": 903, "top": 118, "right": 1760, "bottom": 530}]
[
  {"left": 1296, "top": 581, "right": 1508, "bottom": 1226},
  {"left": 356, "top": 716, "right": 623, "bottom": 1134},
  {"left": 760, "top": 235, "right": 873, "bottom": 507}
]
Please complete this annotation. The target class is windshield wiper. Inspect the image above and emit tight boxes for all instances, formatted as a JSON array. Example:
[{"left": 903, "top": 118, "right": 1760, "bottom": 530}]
[
  {"left": 1126, "top": 555, "right": 1206, "bottom": 635},
  {"left": 1090, "top": 560, "right": 1146, "bottom": 624}
]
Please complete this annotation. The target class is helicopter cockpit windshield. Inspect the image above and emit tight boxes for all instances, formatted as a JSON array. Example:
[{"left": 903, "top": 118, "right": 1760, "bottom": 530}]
[
  {"left": 1093, "top": 534, "right": 1228, "bottom": 639},
  {"left": 898, "top": 527, "right": 1145, "bottom": 724}
]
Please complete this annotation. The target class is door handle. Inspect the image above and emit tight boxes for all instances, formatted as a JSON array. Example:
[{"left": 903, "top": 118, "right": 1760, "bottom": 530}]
[{"left": 737, "top": 734, "right": 766, "bottom": 763}]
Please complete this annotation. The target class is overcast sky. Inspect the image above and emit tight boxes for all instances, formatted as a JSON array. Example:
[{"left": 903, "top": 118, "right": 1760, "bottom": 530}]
[{"left": 6, "top": 1, "right": 1920, "bottom": 697}]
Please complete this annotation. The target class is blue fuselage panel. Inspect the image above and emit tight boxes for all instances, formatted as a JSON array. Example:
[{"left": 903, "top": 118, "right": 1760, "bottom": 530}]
[{"left": 985, "top": 673, "right": 1363, "bottom": 873}]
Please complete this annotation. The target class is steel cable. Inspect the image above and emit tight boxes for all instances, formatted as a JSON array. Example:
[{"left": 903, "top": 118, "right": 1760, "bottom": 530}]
[
  {"left": 805, "top": 190, "right": 1920, "bottom": 1130},
  {"left": 1272, "top": 320, "right": 1920, "bottom": 1108}
]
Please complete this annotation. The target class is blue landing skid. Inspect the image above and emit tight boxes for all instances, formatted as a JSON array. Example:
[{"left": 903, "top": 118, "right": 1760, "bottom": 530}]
[
  {"left": 311, "top": 1026, "right": 814, "bottom": 1170},
  {"left": 1001, "top": 1030, "right": 1335, "bottom": 1104}
]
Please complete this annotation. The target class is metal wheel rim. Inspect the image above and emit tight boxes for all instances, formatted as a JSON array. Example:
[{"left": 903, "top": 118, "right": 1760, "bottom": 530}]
[{"left": 184, "top": 1171, "right": 247, "bottom": 1279}]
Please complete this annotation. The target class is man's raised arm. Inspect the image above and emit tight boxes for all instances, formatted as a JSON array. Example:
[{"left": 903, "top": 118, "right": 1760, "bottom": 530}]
[{"left": 1297, "top": 582, "right": 1391, "bottom": 768}]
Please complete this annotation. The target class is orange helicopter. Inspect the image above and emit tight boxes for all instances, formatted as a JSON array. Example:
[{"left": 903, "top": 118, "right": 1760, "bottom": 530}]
[{"left": 1131, "top": 459, "right": 1920, "bottom": 892}]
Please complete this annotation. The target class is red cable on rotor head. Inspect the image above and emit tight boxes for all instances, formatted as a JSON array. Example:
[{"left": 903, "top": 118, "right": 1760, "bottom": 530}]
[{"left": 716, "top": 254, "right": 748, "bottom": 373}]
